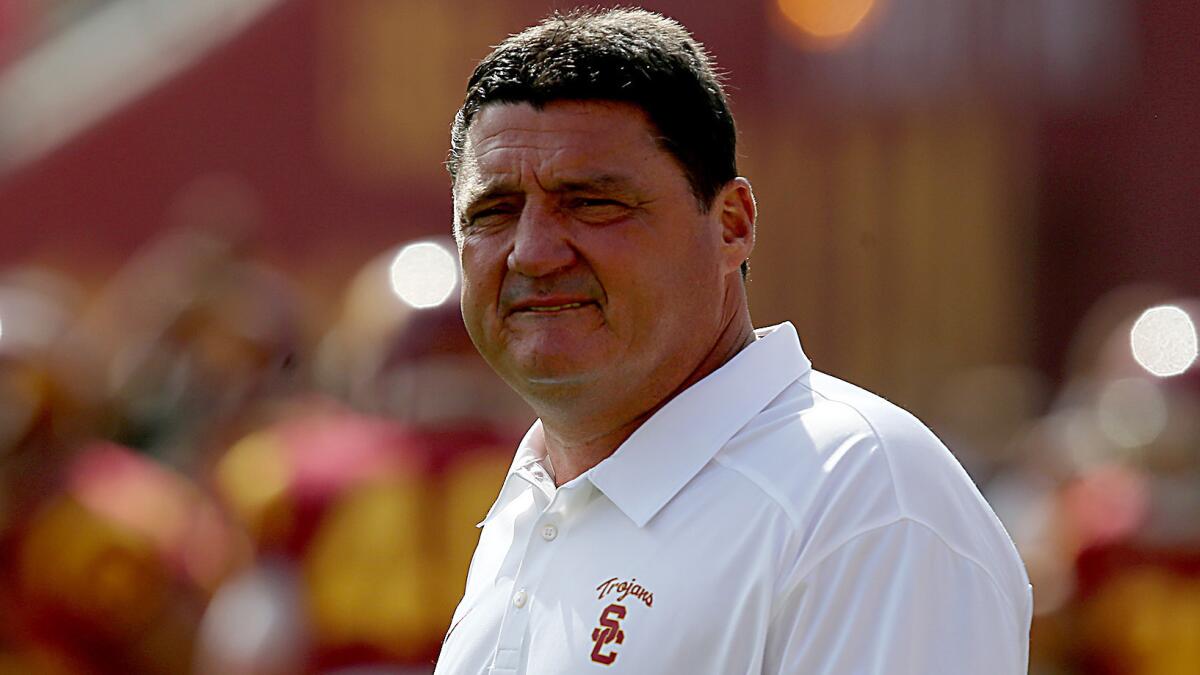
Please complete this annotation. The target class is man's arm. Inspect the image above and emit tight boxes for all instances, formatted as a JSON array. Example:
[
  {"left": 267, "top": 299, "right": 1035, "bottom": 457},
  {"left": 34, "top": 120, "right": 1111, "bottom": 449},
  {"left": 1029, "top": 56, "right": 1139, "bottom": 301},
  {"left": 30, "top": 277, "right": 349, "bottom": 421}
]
[{"left": 764, "top": 518, "right": 1032, "bottom": 674}]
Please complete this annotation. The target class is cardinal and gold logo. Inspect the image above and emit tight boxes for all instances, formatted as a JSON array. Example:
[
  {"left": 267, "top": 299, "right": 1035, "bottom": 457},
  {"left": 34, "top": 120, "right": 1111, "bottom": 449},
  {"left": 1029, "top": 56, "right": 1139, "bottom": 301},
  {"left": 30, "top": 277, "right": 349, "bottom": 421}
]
[
  {"left": 590, "top": 603, "right": 627, "bottom": 665},
  {"left": 589, "top": 577, "right": 654, "bottom": 665}
]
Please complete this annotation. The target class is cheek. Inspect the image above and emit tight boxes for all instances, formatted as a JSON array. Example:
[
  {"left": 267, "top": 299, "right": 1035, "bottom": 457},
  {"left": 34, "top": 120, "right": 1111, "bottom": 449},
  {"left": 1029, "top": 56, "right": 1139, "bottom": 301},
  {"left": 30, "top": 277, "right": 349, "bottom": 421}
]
[
  {"left": 460, "top": 281, "right": 491, "bottom": 326},
  {"left": 639, "top": 225, "right": 720, "bottom": 295},
  {"left": 458, "top": 272, "right": 498, "bottom": 361},
  {"left": 459, "top": 241, "right": 506, "bottom": 320},
  {"left": 643, "top": 233, "right": 725, "bottom": 332}
]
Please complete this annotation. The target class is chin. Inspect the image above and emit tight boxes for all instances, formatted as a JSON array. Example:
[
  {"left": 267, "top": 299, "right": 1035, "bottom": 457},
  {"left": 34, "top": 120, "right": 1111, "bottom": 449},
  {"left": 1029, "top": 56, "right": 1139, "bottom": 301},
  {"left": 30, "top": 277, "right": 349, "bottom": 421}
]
[
  {"left": 507, "top": 353, "right": 605, "bottom": 391},
  {"left": 522, "top": 373, "right": 594, "bottom": 388},
  {"left": 517, "top": 362, "right": 599, "bottom": 386}
]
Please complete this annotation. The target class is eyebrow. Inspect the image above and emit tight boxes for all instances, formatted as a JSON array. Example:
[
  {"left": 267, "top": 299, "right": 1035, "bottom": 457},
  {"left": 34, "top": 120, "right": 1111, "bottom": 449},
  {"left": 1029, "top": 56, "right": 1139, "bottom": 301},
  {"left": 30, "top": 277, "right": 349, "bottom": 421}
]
[
  {"left": 553, "top": 174, "right": 637, "bottom": 194},
  {"left": 460, "top": 173, "right": 638, "bottom": 215}
]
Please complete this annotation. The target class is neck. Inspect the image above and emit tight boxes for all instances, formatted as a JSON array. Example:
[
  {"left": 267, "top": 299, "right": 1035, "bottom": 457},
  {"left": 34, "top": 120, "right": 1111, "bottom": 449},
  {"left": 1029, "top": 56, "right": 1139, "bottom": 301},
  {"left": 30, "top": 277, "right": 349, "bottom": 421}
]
[{"left": 537, "top": 307, "right": 756, "bottom": 486}]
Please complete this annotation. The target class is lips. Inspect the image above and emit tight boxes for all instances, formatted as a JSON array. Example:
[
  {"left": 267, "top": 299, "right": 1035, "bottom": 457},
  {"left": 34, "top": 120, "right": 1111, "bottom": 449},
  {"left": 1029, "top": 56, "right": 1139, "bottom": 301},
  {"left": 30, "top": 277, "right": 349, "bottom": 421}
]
[
  {"left": 508, "top": 297, "right": 598, "bottom": 314},
  {"left": 522, "top": 302, "right": 587, "bottom": 312}
]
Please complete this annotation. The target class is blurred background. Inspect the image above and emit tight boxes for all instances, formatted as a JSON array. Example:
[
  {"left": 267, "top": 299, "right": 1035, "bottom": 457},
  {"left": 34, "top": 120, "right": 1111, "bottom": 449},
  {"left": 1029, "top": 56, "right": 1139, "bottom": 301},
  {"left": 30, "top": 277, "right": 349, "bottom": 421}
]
[{"left": 0, "top": 0, "right": 1197, "bottom": 673}]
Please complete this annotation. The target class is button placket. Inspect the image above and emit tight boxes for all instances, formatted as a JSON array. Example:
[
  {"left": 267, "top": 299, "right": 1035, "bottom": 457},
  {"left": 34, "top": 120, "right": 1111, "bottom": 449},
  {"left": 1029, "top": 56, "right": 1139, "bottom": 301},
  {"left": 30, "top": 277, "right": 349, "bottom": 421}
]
[
  {"left": 489, "top": 480, "right": 595, "bottom": 674},
  {"left": 487, "top": 485, "right": 551, "bottom": 674},
  {"left": 490, "top": 484, "right": 571, "bottom": 673}
]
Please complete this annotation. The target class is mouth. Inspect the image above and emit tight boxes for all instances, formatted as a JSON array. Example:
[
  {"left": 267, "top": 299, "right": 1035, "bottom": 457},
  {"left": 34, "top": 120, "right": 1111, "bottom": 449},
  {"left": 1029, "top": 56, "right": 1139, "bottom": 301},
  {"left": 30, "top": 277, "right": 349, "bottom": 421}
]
[
  {"left": 509, "top": 299, "right": 598, "bottom": 315},
  {"left": 522, "top": 302, "right": 588, "bottom": 312}
]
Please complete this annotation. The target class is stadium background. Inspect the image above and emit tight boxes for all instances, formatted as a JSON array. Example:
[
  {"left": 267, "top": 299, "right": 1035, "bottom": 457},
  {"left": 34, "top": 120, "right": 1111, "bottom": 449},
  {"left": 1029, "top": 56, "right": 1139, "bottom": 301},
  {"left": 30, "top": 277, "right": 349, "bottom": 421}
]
[{"left": 0, "top": 0, "right": 1197, "bottom": 673}]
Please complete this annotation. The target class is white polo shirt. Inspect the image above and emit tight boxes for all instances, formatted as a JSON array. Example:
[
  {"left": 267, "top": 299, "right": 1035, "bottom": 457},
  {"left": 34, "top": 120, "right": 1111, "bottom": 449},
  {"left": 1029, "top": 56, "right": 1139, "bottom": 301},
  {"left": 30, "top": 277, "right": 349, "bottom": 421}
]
[{"left": 435, "top": 322, "right": 1031, "bottom": 674}]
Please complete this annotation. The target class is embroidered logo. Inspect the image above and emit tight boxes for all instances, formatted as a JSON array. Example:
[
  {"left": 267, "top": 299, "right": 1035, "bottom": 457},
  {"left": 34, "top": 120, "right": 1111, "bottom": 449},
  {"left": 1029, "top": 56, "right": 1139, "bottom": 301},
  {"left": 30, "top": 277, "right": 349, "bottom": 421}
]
[
  {"left": 589, "top": 577, "right": 654, "bottom": 665},
  {"left": 595, "top": 576, "right": 653, "bottom": 608},
  {"left": 590, "top": 603, "right": 626, "bottom": 665}
]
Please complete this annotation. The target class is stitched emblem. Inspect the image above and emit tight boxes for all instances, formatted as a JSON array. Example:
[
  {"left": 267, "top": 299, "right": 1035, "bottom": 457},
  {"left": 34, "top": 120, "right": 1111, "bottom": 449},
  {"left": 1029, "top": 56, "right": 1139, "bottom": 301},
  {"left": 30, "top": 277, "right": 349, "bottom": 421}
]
[{"left": 590, "top": 603, "right": 626, "bottom": 665}]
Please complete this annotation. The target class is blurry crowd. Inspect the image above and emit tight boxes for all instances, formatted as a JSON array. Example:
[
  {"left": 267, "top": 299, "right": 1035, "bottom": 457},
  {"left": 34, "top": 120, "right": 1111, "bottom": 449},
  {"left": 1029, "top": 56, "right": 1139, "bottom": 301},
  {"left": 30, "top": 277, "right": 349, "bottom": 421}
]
[
  {"left": 0, "top": 227, "right": 532, "bottom": 674},
  {"left": 0, "top": 225, "right": 1197, "bottom": 675},
  {"left": 932, "top": 289, "right": 1200, "bottom": 675}
]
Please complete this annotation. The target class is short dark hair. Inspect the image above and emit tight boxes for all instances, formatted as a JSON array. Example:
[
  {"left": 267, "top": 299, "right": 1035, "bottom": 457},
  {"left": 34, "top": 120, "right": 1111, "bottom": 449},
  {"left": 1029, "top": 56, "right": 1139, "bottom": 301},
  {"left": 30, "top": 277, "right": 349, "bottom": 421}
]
[{"left": 447, "top": 8, "right": 738, "bottom": 212}]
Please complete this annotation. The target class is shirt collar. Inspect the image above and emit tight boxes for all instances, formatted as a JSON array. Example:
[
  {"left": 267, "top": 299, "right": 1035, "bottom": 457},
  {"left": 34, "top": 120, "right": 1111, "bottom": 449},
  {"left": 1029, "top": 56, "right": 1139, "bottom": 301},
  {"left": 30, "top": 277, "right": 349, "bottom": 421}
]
[
  {"left": 480, "top": 322, "right": 811, "bottom": 528},
  {"left": 476, "top": 420, "right": 555, "bottom": 527}
]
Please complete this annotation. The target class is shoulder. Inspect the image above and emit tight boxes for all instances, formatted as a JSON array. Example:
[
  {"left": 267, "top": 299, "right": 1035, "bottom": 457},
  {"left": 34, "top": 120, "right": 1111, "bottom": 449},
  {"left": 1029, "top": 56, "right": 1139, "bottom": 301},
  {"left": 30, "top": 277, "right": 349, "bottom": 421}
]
[{"left": 711, "top": 370, "right": 1029, "bottom": 602}]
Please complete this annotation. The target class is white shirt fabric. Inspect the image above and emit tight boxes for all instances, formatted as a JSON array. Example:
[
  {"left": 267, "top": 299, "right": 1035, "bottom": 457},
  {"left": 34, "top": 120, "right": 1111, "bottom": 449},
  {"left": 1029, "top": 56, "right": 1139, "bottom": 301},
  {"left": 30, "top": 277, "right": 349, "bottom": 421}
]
[{"left": 435, "top": 322, "right": 1032, "bottom": 674}]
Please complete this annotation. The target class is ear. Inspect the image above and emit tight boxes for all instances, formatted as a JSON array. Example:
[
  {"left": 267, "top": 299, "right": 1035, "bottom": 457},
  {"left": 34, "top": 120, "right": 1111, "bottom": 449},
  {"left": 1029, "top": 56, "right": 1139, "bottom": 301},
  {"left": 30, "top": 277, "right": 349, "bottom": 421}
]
[{"left": 714, "top": 177, "right": 756, "bottom": 276}]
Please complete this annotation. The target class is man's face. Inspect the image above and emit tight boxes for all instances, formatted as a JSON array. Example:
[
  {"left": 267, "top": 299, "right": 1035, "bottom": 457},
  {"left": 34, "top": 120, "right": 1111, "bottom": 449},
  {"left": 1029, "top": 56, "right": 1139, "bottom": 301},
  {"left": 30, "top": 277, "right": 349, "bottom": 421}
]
[{"left": 454, "top": 100, "right": 739, "bottom": 409}]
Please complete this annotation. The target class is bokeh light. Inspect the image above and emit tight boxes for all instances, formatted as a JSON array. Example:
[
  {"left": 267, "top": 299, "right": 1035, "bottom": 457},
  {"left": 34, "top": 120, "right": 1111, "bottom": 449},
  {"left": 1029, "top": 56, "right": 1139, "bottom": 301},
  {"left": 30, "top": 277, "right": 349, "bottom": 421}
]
[
  {"left": 776, "top": 0, "right": 877, "bottom": 39},
  {"left": 1096, "top": 378, "right": 1167, "bottom": 448},
  {"left": 1130, "top": 305, "right": 1198, "bottom": 377},
  {"left": 195, "top": 565, "right": 306, "bottom": 674},
  {"left": 388, "top": 241, "right": 458, "bottom": 309}
]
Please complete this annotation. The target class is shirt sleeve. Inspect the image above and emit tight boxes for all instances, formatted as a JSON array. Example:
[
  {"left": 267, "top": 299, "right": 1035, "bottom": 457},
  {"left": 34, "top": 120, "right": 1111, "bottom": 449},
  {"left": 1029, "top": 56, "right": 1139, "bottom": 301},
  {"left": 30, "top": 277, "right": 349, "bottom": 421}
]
[{"left": 763, "top": 518, "right": 1030, "bottom": 675}]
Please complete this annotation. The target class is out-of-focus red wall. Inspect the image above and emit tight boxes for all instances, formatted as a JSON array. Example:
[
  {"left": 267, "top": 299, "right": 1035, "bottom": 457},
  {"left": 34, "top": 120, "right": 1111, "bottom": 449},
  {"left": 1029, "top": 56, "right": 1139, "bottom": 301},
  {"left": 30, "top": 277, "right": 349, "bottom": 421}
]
[
  {"left": 0, "top": 0, "right": 767, "bottom": 277},
  {"left": 0, "top": 0, "right": 454, "bottom": 279},
  {"left": 1035, "top": 1, "right": 1200, "bottom": 378},
  {"left": 0, "top": 0, "right": 1196, "bottom": 380}
]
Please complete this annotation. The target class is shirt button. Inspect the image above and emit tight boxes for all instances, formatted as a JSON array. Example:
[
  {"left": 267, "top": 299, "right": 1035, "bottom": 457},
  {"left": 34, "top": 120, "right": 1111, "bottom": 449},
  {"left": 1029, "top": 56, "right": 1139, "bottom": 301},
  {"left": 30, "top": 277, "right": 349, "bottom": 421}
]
[
  {"left": 513, "top": 589, "right": 528, "bottom": 609},
  {"left": 541, "top": 524, "right": 558, "bottom": 541}
]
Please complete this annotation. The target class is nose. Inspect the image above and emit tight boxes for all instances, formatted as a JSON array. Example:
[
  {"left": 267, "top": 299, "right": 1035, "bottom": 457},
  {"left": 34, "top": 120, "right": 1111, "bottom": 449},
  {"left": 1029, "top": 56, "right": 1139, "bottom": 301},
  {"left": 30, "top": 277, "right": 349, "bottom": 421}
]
[{"left": 507, "top": 200, "right": 577, "bottom": 278}]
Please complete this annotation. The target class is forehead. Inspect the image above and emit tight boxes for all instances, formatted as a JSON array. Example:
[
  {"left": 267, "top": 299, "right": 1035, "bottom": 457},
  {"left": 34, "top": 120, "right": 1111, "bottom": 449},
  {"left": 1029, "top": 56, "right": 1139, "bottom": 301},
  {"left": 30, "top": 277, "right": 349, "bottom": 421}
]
[{"left": 456, "top": 101, "right": 676, "bottom": 195}]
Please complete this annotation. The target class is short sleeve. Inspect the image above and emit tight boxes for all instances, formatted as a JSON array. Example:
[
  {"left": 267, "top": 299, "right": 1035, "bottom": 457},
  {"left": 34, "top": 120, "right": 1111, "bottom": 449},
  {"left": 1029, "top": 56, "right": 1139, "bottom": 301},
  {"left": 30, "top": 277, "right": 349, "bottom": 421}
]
[{"left": 764, "top": 518, "right": 1031, "bottom": 674}]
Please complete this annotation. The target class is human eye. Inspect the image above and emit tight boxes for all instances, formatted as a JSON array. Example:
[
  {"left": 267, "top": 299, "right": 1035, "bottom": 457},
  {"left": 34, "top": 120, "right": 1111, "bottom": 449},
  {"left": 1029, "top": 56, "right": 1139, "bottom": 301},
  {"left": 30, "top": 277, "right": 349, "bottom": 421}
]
[
  {"left": 578, "top": 197, "right": 623, "bottom": 207},
  {"left": 464, "top": 202, "right": 518, "bottom": 230},
  {"left": 568, "top": 196, "right": 632, "bottom": 222}
]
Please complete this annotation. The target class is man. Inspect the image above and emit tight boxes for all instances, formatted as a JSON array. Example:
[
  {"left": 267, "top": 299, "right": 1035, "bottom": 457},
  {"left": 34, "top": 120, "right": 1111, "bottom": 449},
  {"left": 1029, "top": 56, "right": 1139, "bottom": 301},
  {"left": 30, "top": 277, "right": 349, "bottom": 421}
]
[{"left": 437, "top": 8, "right": 1031, "bottom": 674}]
